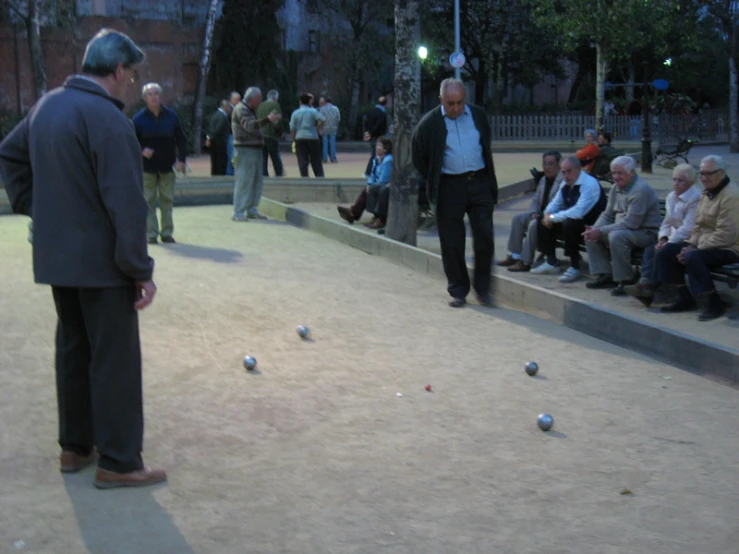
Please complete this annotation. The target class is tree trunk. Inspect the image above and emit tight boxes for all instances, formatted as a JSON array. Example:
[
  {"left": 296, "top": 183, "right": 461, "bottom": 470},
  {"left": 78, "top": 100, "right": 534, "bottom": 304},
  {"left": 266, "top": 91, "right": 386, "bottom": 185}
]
[
  {"left": 730, "top": 55, "right": 739, "bottom": 152},
  {"left": 385, "top": 0, "right": 420, "bottom": 246},
  {"left": 26, "top": 0, "right": 46, "bottom": 100},
  {"left": 595, "top": 42, "right": 608, "bottom": 131},
  {"left": 348, "top": 63, "right": 361, "bottom": 139},
  {"left": 192, "top": 0, "right": 220, "bottom": 155}
]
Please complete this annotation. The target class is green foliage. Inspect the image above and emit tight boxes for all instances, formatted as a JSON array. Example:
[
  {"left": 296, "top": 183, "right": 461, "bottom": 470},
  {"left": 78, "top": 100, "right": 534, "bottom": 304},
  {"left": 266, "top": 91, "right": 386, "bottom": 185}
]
[{"left": 0, "top": 110, "right": 25, "bottom": 141}]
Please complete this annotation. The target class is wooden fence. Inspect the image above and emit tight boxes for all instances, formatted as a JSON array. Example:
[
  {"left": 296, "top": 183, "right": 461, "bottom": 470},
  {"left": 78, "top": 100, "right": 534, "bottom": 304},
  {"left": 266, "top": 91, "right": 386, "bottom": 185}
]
[{"left": 489, "top": 111, "right": 729, "bottom": 144}]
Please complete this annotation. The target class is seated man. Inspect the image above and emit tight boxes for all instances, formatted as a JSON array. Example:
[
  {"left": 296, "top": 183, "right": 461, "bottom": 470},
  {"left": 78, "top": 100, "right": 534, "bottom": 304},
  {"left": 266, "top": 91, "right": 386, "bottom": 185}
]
[
  {"left": 576, "top": 128, "right": 600, "bottom": 173},
  {"left": 337, "top": 137, "right": 393, "bottom": 228},
  {"left": 625, "top": 163, "right": 701, "bottom": 306},
  {"left": 659, "top": 155, "right": 739, "bottom": 321},
  {"left": 531, "top": 156, "right": 606, "bottom": 282},
  {"left": 498, "top": 151, "right": 564, "bottom": 272},
  {"left": 584, "top": 155, "right": 662, "bottom": 295},
  {"left": 597, "top": 131, "right": 615, "bottom": 156}
]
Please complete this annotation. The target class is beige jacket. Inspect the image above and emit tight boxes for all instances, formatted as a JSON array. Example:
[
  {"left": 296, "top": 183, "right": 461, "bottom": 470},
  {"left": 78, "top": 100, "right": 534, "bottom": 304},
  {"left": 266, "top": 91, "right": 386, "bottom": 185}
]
[{"left": 688, "top": 180, "right": 739, "bottom": 254}]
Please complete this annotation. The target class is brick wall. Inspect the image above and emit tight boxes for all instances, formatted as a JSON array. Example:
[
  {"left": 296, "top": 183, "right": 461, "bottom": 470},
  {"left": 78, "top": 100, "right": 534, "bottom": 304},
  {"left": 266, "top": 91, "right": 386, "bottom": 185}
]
[{"left": 0, "top": 16, "right": 203, "bottom": 115}]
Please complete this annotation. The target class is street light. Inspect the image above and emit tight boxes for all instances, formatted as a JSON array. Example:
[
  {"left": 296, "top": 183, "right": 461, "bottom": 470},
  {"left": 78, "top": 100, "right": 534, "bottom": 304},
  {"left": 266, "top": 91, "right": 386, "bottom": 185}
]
[{"left": 418, "top": 46, "right": 428, "bottom": 60}]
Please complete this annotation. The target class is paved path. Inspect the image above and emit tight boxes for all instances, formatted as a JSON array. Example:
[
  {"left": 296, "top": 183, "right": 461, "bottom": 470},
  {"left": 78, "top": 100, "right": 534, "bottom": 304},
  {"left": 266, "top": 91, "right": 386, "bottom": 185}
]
[{"left": 1, "top": 209, "right": 739, "bottom": 553}]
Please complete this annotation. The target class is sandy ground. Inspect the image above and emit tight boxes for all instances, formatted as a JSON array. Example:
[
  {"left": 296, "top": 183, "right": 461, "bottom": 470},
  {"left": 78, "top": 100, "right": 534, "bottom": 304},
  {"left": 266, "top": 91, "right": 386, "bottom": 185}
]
[{"left": 2, "top": 208, "right": 739, "bottom": 554}]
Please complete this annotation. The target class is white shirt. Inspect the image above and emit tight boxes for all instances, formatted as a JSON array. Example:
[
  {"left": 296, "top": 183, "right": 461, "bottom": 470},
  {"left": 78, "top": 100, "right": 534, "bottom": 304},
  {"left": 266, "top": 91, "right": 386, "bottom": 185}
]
[{"left": 659, "top": 185, "right": 702, "bottom": 242}]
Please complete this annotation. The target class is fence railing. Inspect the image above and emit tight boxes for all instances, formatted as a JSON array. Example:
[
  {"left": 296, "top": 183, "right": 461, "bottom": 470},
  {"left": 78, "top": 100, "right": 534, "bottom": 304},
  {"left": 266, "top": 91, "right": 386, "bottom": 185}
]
[{"left": 489, "top": 111, "right": 729, "bottom": 144}]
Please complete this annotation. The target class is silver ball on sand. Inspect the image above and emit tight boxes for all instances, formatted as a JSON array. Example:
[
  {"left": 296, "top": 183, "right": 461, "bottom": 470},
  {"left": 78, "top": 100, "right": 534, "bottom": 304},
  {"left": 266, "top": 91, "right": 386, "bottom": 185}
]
[
  {"left": 243, "top": 356, "right": 257, "bottom": 371},
  {"left": 537, "top": 413, "right": 554, "bottom": 431},
  {"left": 296, "top": 325, "right": 310, "bottom": 339},
  {"left": 525, "top": 361, "right": 539, "bottom": 376}
]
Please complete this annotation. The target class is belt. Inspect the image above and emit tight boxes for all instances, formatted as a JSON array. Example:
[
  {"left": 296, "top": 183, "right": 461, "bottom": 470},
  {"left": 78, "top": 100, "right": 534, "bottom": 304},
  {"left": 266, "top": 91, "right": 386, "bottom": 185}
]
[{"left": 441, "top": 168, "right": 487, "bottom": 181}]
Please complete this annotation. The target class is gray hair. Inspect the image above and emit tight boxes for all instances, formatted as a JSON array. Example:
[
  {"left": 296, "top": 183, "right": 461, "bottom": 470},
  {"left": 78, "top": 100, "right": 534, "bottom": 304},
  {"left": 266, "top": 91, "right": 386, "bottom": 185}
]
[
  {"left": 610, "top": 155, "right": 637, "bottom": 173},
  {"left": 440, "top": 78, "right": 465, "bottom": 98},
  {"left": 561, "top": 155, "right": 581, "bottom": 168},
  {"left": 81, "top": 28, "right": 144, "bottom": 77},
  {"left": 584, "top": 128, "right": 597, "bottom": 139},
  {"left": 141, "top": 82, "right": 162, "bottom": 97},
  {"left": 219, "top": 99, "right": 230, "bottom": 109},
  {"left": 230, "top": 91, "right": 241, "bottom": 102},
  {"left": 543, "top": 150, "right": 562, "bottom": 164},
  {"left": 266, "top": 89, "right": 279, "bottom": 101},
  {"left": 672, "top": 163, "right": 696, "bottom": 184},
  {"left": 244, "top": 87, "right": 262, "bottom": 102},
  {"left": 700, "top": 155, "right": 727, "bottom": 171}
]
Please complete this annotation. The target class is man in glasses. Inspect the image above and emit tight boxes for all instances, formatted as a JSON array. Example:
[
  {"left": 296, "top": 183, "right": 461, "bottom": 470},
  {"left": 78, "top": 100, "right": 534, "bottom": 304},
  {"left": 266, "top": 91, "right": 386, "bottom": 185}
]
[
  {"left": 0, "top": 28, "right": 166, "bottom": 489},
  {"left": 659, "top": 155, "right": 739, "bottom": 321}
]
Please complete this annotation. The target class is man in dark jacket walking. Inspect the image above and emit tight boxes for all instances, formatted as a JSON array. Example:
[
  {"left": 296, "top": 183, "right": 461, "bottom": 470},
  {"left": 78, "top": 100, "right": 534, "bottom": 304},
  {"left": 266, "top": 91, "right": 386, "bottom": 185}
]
[
  {"left": 206, "top": 99, "right": 232, "bottom": 176},
  {"left": 0, "top": 28, "right": 166, "bottom": 489},
  {"left": 412, "top": 78, "right": 498, "bottom": 307},
  {"left": 362, "top": 96, "right": 389, "bottom": 177},
  {"left": 132, "top": 83, "right": 188, "bottom": 244}
]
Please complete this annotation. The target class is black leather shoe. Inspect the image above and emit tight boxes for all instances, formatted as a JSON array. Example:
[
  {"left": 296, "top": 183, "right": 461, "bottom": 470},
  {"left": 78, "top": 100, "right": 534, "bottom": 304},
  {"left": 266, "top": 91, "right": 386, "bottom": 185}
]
[
  {"left": 449, "top": 297, "right": 466, "bottom": 308},
  {"left": 476, "top": 292, "right": 493, "bottom": 307},
  {"left": 698, "top": 297, "right": 728, "bottom": 321},
  {"left": 147, "top": 237, "right": 158, "bottom": 245},
  {"left": 161, "top": 236, "right": 176, "bottom": 244},
  {"left": 661, "top": 298, "right": 698, "bottom": 313},
  {"left": 611, "top": 284, "right": 627, "bottom": 296},
  {"left": 586, "top": 275, "right": 616, "bottom": 289}
]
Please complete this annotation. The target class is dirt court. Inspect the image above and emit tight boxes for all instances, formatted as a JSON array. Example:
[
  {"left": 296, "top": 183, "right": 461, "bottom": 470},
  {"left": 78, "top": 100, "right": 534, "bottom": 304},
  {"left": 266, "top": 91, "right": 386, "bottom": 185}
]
[{"left": 1, "top": 207, "right": 739, "bottom": 554}]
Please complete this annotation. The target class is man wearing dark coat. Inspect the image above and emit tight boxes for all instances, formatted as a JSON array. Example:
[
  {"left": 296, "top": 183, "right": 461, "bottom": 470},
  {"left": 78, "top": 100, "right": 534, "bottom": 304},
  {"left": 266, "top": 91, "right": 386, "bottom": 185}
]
[
  {"left": 206, "top": 99, "right": 232, "bottom": 176},
  {"left": 0, "top": 28, "right": 167, "bottom": 489},
  {"left": 412, "top": 78, "right": 498, "bottom": 308}
]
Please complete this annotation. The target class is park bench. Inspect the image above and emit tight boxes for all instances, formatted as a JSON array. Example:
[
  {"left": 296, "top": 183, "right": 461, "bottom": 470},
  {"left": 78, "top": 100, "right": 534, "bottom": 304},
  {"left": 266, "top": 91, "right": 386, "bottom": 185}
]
[
  {"left": 654, "top": 138, "right": 698, "bottom": 168},
  {"left": 556, "top": 198, "right": 739, "bottom": 289}
]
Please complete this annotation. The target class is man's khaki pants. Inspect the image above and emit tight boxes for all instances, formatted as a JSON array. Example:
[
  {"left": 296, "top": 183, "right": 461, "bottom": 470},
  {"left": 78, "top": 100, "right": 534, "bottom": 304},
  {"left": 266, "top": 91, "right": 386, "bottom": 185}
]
[
  {"left": 585, "top": 229, "right": 657, "bottom": 282},
  {"left": 143, "top": 171, "right": 175, "bottom": 240}
]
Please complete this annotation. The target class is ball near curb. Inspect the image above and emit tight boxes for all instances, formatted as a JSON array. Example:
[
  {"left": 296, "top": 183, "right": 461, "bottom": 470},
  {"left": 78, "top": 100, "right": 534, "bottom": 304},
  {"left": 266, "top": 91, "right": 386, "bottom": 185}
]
[
  {"left": 243, "top": 356, "right": 257, "bottom": 371},
  {"left": 525, "top": 361, "right": 539, "bottom": 376},
  {"left": 296, "top": 325, "right": 310, "bottom": 339},
  {"left": 537, "top": 413, "right": 554, "bottom": 431}
]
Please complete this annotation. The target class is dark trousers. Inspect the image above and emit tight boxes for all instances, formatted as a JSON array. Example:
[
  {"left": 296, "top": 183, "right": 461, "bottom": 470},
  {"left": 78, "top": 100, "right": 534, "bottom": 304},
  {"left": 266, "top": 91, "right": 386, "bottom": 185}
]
[
  {"left": 660, "top": 242, "right": 739, "bottom": 295},
  {"left": 537, "top": 206, "right": 600, "bottom": 267},
  {"left": 349, "top": 188, "right": 368, "bottom": 220},
  {"left": 295, "top": 139, "right": 324, "bottom": 177},
  {"left": 262, "top": 137, "right": 284, "bottom": 177},
  {"left": 52, "top": 286, "right": 144, "bottom": 473},
  {"left": 364, "top": 137, "right": 378, "bottom": 176},
  {"left": 374, "top": 185, "right": 390, "bottom": 223},
  {"left": 210, "top": 142, "right": 228, "bottom": 176},
  {"left": 437, "top": 174, "right": 495, "bottom": 299}
]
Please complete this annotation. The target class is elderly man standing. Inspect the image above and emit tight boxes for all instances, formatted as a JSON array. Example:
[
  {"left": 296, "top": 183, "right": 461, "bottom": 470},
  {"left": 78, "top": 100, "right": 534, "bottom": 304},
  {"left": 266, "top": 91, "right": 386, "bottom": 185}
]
[
  {"left": 584, "top": 155, "right": 661, "bottom": 295},
  {"left": 231, "top": 86, "right": 282, "bottom": 221},
  {"left": 132, "top": 82, "right": 188, "bottom": 244},
  {"left": 226, "top": 91, "right": 241, "bottom": 176},
  {"left": 531, "top": 156, "right": 606, "bottom": 283},
  {"left": 659, "top": 155, "right": 739, "bottom": 321},
  {"left": 498, "top": 151, "right": 564, "bottom": 272},
  {"left": 412, "top": 78, "right": 498, "bottom": 307},
  {"left": 0, "top": 28, "right": 166, "bottom": 488},
  {"left": 319, "top": 95, "right": 341, "bottom": 163},
  {"left": 256, "top": 89, "right": 284, "bottom": 177}
]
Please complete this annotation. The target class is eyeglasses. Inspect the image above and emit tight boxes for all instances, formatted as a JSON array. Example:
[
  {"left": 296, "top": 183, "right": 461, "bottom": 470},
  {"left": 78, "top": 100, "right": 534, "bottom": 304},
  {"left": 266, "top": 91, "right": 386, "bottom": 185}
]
[{"left": 698, "top": 169, "right": 722, "bottom": 178}]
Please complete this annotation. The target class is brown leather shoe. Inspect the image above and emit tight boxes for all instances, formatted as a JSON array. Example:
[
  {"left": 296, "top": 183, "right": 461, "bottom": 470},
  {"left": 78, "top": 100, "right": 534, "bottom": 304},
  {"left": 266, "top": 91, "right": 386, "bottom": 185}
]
[
  {"left": 337, "top": 206, "right": 355, "bottom": 224},
  {"left": 94, "top": 466, "right": 167, "bottom": 490},
  {"left": 496, "top": 255, "right": 517, "bottom": 267},
  {"left": 367, "top": 219, "right": 385, "bottom": 229},
  {"left": 60, "top": 450, "right": 97, "bottom": 473},
  {"left": 507, "top": 260, "right": 531, "bottom": 272}
]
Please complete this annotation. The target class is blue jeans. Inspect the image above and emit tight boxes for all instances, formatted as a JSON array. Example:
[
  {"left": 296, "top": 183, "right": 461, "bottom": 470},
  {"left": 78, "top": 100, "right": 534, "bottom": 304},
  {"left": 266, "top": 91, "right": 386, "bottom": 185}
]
[
  {"left": 226, "top": 135, "right": 235, "bottom": 176},
  {"left": 322, "top": 133, "right": 337, "bottom": 162}
]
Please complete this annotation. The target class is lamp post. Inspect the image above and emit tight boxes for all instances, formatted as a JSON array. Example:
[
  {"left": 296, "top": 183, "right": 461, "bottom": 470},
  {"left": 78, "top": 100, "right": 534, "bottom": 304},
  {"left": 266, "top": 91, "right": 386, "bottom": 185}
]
[
  {"left": 454, "top": 0, "right": 461, "bottom": 79},
  {"left": 418, "top": 45, "right": 427, "bottom": 112}
]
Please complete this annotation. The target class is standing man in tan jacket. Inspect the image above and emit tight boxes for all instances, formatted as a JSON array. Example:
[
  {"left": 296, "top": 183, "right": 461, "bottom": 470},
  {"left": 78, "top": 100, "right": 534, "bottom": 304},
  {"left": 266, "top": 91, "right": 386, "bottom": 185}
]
[{"left": 659, "top": 155, "right": 739, "bottom": 321}]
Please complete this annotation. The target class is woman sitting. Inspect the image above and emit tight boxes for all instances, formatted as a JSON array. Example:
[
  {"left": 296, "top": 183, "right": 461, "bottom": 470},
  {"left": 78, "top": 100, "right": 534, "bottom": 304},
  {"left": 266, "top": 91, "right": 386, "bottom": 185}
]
[
  {"left": 576, "top": 128, "right": 600, "bottom": 173},
  {"left": 337, "top": 137, "right": 393, "bottom": 229}
]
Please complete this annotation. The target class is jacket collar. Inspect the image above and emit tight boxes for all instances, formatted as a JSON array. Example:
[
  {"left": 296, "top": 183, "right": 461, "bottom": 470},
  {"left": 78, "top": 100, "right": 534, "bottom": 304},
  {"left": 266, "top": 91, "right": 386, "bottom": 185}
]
[
  {"left": 63, "top": 76, "right": 124, "bottom": 110},
  {"left": 704, "top": 176, "right": 731, "bottom": 199}
]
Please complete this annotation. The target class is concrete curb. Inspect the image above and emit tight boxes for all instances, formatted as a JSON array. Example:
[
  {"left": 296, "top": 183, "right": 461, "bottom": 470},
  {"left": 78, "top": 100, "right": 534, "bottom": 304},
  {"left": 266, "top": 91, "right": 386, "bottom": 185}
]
[{"left": 258, "top": 197, "right": 739, "bottom": 384}]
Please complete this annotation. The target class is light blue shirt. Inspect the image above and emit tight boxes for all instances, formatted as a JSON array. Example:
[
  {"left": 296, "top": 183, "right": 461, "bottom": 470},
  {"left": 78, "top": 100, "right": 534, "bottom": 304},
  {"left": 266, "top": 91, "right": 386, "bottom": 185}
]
[
  {"left": 441, "top": 105, "right": 485, "bottom": 175},
  {"left": 367, "top": 154, "right": 393, "bottom": 186},
  {"left": 289, "top": 106, "right": 326, "bottom": 140},
  {"left": 545, "top": 170, "right": 601, "bottom": 222}
]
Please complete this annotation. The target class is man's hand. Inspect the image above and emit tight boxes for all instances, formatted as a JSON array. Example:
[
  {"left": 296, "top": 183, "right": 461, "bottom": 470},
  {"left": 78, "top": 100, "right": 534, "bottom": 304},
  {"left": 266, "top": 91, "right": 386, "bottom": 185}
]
[
  {"left": 530, "top": 212, "right": 539, "bottom": 220},
  {"left": 677, "top": 244, "right": 696, "bottom": 264},
  {"left": 654, "top": 237, "right": 669, "bottom": 251},
  {"left": 542, "top": 213, "right": 554, "bottom": 229},
  {"left": 363, "top": 132, "right": 371, "bottom": 141},
  {"left": 205, "top": 138, "right": 211, "bottom": 148},
  {"left": 583, "top": 226, "right": 602, "bottom": 242},
  {"left": 135, "top": 280, "right": 157, "bottom": 311},
  {"left": 175, "top": 161, "right": 186, "bottom": 173},
  {"left": 142, "top": 148, "right": 155, "bottom": 159},
  {"left": 268, "top": 111, "right": 282, "bottom": 123}
]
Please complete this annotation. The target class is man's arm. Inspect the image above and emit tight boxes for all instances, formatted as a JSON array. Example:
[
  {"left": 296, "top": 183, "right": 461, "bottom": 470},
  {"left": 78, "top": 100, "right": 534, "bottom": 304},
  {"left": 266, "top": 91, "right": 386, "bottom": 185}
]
[
  {"left": 551, "top": 180, "right": 602, "bottom": 222},
  {"left": 669, "top": 196, "right": 699, "bottom": 243},
  {"left": 94, "top": 128, "right": 155, "bottom": 282},
  {"left": 529, "top": 178, "right": 545, "bottom": 214},
  {"left": 591, "top": 187, "right": 615, "bottom": 228},
  {"left": 600, "top": 188, "right": 655, "bottom": 234},
  {"left": 411, "top": 121, "right": 428, "bottom": 180},
  {"left": 173, "top": 115, "right": 188, "bottom": 162},
  {"left": 0, "top": 116, "right": 33, "bottom": 216},
  {"left": 695, "top": 195, "right": 739, "bottom": 249}
]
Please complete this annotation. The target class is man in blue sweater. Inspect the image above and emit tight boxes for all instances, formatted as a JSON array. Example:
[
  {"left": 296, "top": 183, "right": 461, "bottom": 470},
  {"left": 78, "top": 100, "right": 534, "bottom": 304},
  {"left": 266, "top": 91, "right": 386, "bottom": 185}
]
[{"left": 132, "top": 83, "right": 188, "bottom": 244}]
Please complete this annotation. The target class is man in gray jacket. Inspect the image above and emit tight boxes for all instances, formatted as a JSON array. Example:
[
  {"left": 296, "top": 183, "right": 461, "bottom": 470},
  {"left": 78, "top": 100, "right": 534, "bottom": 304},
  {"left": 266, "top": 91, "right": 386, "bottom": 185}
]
[
  {"left": 584, "top": 156, "right": 661, "bottom": 295},
  {"left": 497, "top": 151, "right": 564, "bottom": 272},
  {"left": 0, "top": 29, "right": 166, "bottom": 489}
]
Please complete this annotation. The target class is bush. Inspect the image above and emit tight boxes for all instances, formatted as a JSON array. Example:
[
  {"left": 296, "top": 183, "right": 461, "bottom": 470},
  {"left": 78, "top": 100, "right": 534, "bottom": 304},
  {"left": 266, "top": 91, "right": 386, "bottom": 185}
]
[{"left": 0, "top": 111, "right": 26, "bottom": 141}]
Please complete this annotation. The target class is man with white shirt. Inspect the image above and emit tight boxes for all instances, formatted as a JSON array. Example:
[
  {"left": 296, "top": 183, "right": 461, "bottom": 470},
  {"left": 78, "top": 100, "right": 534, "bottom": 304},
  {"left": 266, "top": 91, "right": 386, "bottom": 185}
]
[
  {"left": 531, "top": 156, "right": 606, "bottom": 282},
  {"left": 624, "top": 163, "right": 701, "bottom": 305}
]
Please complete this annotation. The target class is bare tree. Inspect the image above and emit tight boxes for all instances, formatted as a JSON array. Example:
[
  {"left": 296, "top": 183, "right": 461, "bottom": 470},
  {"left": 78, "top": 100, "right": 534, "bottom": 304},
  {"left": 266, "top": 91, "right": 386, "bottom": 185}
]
[
  {"left": 3, "top": 0, "right": 46, "bottom": 99},
  {"left": 192, "top": 0, "right": 221, "bottom": 155},
  {"left": 385, "top": 0, "right": 420, "bottom": 245}
]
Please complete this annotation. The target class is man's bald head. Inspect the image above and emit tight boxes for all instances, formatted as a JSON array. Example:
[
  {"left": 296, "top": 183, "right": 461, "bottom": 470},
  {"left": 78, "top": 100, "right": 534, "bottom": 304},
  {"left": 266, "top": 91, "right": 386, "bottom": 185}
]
[{"left": 439, "top": 78, "right": 466, "bottom": 119}]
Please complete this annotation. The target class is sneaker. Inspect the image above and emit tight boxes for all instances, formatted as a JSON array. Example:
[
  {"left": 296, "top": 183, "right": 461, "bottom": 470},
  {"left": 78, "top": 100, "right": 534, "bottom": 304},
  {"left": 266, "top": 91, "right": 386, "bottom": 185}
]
[
  {"left": 232, "top": 215, "right": 248, "bottom": 222},
  {"left": 161, "top": 236, "right": 176, "bottom": 244},
  {"left": 247, "top": 212, "right": 268, "bottom": 220},
  {"left": 530, "top": 262, "right": 559, "bottom": 275},
  {"left": 559, "top": 267, "right": 581, "bottom": 283}
]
